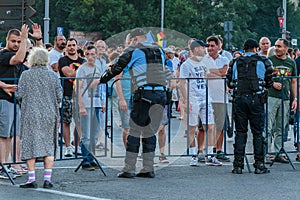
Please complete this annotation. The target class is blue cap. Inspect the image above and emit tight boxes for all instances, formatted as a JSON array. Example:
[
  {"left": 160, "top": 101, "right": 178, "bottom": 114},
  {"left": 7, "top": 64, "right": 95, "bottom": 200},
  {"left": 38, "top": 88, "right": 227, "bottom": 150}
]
[{"left": 190, "top": 39, "right": 209, "bottom": 50}]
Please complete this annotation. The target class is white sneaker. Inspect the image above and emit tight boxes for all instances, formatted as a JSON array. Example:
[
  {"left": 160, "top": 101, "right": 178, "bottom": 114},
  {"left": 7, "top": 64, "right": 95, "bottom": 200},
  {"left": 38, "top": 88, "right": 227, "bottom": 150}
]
[
  {"left": 96, "top": 142, "right": 105, "bottom": 150},
  {"left": 72, "top": 146, "right": 82, "bottom": 155},
  {"left": 190, "top": 156, "right": 198, "bottom": 166},
  {"left": 0, "top": 170, "right": 16, "bottom": 179},
  {"left": 7, "top": 167, "right": 22, "bottom": 177},
  {"left": 64, "top": 146, "right": 73, "bottom": 157},
  {"left": 206, "top": 157, "right": 223, "bottom": 166}
]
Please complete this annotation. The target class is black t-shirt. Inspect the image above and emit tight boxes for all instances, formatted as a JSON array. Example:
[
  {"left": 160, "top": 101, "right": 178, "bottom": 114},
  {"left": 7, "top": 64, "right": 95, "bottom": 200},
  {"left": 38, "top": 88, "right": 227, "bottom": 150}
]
[
  {"left": 0, "top": 49, "right": 28, "bottom": 102},
  {"left": 58, "top": 56, "right": 85, "bottom": 97},
  {"left": 295, "top": 56, "right": 300, "bottom": 76}
]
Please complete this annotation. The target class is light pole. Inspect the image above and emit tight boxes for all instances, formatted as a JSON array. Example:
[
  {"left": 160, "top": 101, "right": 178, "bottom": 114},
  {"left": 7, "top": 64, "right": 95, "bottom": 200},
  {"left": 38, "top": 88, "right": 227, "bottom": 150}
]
[
  {"left": 282, "top": 0, "right": 287, "bottom": 39},
  {"left": 43, "top": 0, "right": 50, "bottom": 43},
  {"left": 161, "top": 0, "right": 164, "bottom": 32}
]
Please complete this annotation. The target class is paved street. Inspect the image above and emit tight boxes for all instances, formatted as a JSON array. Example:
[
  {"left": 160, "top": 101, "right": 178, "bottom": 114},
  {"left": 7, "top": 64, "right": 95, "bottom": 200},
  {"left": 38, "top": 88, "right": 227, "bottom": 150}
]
[
  {"left": 1, "top": 110, "right": 300, "bottom": 199},
  {"left": 1, "top": 156, "right": 300, "bottom": 200}
]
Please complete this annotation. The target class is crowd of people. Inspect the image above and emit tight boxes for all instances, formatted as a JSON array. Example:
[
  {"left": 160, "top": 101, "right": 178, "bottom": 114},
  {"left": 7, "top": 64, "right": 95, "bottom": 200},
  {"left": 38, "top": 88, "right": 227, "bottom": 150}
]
[{"left": 1, "top": 23, "right": 300, "bottom": 187}]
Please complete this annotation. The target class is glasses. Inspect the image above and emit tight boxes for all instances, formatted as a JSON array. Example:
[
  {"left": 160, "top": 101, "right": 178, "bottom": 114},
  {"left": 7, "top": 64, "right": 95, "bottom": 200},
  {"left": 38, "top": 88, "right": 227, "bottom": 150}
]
[{"left": 96, "top": 46, "right": 106, "bottom": 49}]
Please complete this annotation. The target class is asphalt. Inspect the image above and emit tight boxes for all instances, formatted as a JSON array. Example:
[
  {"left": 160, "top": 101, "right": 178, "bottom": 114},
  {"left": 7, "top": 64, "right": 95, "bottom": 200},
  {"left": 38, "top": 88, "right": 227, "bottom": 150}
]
[{"left": 1, "top": 110, "right": 300, "bottom": 200}]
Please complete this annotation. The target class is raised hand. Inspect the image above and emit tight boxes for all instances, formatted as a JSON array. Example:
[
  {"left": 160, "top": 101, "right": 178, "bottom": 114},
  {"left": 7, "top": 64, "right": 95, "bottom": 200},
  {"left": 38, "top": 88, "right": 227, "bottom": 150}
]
[
  {"left": 20, "top": 24, "right": 29, "bottom": 39},
  {"left": 29, "top": 23, "right": 42, "bottom": 39}
]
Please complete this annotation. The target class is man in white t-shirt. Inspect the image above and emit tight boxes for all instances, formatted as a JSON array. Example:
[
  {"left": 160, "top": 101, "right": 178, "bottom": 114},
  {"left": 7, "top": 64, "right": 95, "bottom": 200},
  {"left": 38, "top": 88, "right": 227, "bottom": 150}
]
[
  {"left": 216, "top": 35, "right": 233, "bottom": 61},
  {"left": 179, "top": 39, "right": 222, "bottom": 167},
  {"left": 206, "top": 36, "right": 230, "bottom": 162},
  {"left": 48, "top": 34, "right": 66, "bottom": 77}
]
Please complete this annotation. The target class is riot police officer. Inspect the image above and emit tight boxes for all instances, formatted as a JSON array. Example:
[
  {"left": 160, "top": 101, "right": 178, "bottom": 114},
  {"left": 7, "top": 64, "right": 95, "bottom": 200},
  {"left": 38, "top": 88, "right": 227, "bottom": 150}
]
[
  {"left": 226, "top": 38, "right": 274, "bottom": 174},
  {"left": 100, "top": 28, "right": 171, "bottom": 178}
]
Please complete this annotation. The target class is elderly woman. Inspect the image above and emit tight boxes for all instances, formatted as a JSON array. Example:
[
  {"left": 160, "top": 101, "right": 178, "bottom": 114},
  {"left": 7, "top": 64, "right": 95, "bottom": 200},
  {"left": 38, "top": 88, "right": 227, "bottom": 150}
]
[{"left": 17, "top": 47, "right": 63, "bottom": 189}]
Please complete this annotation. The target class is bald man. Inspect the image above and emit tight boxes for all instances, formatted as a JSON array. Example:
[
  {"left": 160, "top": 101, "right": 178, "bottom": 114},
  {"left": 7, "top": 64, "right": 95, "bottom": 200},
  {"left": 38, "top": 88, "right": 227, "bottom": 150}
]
[{"left": 258, "top": 37, "right": 271, "bottom": 56}]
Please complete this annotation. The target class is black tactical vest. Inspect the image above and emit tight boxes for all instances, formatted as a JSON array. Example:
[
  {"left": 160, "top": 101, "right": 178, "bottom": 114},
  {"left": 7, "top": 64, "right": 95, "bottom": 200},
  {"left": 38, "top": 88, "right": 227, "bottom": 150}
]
[
  {"left": 235, "top": 55, "right": 264, "bottom": 94},
  {"left": 131, "top": 44, "right": 168, "bottom": 88}
]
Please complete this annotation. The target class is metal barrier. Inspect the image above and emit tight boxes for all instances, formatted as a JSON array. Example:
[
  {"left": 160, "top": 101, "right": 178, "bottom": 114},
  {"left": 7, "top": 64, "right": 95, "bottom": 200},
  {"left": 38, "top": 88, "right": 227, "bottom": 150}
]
[
  {"left": 108, "top": 76, "right": 300, "bottom": 166},
  {"left": 0, "top": 77, "right": 108, "bottom": 185},
  {"left": 1, "top": 75, "right": 300, "bottom": 184}
]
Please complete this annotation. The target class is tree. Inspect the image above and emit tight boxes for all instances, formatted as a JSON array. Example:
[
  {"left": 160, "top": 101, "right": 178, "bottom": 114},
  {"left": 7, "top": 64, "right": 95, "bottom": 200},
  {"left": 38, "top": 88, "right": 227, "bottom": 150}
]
[{"left": 67, "top": 0, "right": 137, "bottom": 40}]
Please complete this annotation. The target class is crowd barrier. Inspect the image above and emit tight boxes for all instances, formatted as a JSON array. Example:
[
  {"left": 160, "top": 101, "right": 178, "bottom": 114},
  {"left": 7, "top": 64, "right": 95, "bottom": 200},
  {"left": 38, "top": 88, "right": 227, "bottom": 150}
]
[{"left": 1, "top": 75, "right": 300, "bottom": 184}]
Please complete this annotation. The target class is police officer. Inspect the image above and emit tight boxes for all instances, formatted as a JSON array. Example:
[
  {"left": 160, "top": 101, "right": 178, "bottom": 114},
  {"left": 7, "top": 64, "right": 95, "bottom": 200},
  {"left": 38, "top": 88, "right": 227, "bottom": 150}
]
[
  {"left": 226, "top": 38, "right": 274, "bottom": 174},
  {"left": 100, "top": 28, "right": 171, "bottom": 178}
]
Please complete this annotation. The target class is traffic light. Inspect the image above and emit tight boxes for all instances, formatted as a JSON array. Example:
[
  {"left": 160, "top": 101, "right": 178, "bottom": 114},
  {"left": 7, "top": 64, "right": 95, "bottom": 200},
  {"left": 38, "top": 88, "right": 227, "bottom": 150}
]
[
  {"left": 286, "top": 31, "right": 291, "bottom": 40},
  {"left": 0, "top": 0, "right": 36, "bottom": 32}
]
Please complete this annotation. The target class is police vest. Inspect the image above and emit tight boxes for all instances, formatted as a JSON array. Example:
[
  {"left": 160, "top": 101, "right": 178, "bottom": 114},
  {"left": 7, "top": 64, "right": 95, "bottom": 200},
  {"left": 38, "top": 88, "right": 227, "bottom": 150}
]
[
  {"left": 131, "top": 44, "right": 169, "bottom": 88},
  {"left": 234, "top": 55, "right": 265, "bottom": 94}
]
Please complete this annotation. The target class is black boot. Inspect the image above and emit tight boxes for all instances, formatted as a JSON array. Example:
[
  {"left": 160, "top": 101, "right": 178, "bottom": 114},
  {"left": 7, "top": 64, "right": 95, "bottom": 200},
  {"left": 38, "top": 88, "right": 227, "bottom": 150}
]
[
  {"left": 232, "top": 154, "right": 244, "bottom": 174},
  {"left": 253, "top": 162, "right": 270, "bottom": 174},
  {"left": 138, "top": 138, "right": 156, "bottom": 178},
  {"left": 119, "top": 136, "right": 140, "bottom": 177}
]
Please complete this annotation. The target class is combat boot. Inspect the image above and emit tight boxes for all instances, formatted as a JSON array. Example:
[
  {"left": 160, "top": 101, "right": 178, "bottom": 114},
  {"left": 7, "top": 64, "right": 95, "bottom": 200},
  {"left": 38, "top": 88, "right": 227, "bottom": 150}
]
[
  {"left": 253, "top": 162, "right": 270, "bottom": 174},
  {"left": 232, "top": 155, "right": 244, "bottom": 174}
]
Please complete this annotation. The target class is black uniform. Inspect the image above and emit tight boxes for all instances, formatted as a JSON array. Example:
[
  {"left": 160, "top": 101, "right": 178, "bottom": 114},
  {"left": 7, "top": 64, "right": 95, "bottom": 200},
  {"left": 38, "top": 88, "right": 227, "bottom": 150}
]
[
  {"left": 226, "top": 39, "right": 273, "bottom": 174},
  {"left": 100, "top": 30, "right": 171, "bottom": 178}
]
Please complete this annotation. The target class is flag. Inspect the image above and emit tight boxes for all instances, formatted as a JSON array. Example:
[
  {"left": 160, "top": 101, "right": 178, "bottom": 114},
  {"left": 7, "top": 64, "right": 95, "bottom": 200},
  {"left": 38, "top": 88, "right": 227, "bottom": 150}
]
[
  {"left": 157, "top": 32, "right": 165, "bottom": 47},
  {"left": 146, "top": 31, "right": 157, "bottom": 43}
]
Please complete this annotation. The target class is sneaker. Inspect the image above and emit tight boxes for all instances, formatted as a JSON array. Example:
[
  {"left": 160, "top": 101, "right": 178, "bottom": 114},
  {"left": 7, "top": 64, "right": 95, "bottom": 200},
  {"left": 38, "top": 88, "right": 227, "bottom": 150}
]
[
  {"left": 0, "top": 170, "right": 16, "bottom": 179},
  {"left": 296, "top": 154, "right": 300, "bottom": 162},
  {"left": 159, "top": 153, "right": 169, "bottom": 163},
  {"left": 90, "top": 162, "right": 100, "bottom": 169},
  {"left": 216, "top": 151, "right": 230, "bottom": 162},
  {"left": 206, "top": 157, "right": 223, "bottom": 166},
  {"left": 96, "top": 142, "right": 110, "bottom": 151},
  {"left": 15, "top": 167, "right": 28, "bottom": 174},
  {"left": 82, "top": 163, "right": 95, "bottom": 171},
  {"left": 265, "top": 154, "right": 272, "bottom": 164},
  {"left": 96, "top": 142, "right": 105, "bottom": 150},
  {"left": 273, "top": 154, "right": 289, "bottom": 163},
  {"left": 72, "top": 146, "right": 82, "bottom": 155},
  {"left": 190, "top": 156, "right": 198, "bottom": 166},
  {"left": 64, "top": 146, "right": 73, "bottom": 157},
  {"left": 198, "top": 153, "right": 206, "bottom": 163},
  {"left": 8, "top": 167, "right": 22, "bottom": 177}
]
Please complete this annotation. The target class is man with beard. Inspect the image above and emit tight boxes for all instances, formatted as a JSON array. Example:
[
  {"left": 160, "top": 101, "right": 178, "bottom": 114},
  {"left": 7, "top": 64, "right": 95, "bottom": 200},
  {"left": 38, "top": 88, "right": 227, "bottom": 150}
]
[
  {"left": 48, "top": 34, "right": 66, "bottom": 77},
  {"left": 58, "top": 38, "right": 85, "bottom": 158}
]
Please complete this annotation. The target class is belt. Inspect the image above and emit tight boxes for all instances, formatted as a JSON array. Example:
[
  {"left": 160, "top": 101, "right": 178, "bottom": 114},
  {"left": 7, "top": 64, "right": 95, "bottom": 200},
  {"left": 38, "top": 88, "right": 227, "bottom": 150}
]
[
  {"left": 238, "top": 92, "right": 262, "bottom": 97},
  {"left": 138, "top": 86, "right": 166, "bottom": 91}
]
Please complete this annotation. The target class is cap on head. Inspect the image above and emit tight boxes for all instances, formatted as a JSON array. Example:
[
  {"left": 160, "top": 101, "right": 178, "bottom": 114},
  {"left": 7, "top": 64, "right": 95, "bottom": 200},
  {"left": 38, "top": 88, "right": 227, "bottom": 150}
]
[
  {"left": 243, "top": 38, "right": 259, "bottom": 50},
  {"left": 130, "top": 28, "right": 146, "bottom": 39},
  {"left": 190, "top": 39, "right": 209, "bottom": 50},
  {"left": 164, "top": 47, "right": 175, "bottom": 54}
]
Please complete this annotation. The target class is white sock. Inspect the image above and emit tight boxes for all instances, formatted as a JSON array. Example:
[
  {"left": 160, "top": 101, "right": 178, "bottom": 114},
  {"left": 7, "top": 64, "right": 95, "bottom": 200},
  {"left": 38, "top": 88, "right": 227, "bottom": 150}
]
[
  {"left": 189, "top": 147, "right": 197, "bottom": 156},
  {"left": 207, "top": 146, "right": 214, "bottom": 159}
]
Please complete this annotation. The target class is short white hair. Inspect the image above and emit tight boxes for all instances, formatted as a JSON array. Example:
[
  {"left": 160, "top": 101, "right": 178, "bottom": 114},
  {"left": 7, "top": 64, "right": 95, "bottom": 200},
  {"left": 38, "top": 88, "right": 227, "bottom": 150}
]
[
  {"left": 28, "top": 47, "right": 49, "bottom": 67},
  {"left": 267, "top": 46, "right": 275, "bottom": 57}
]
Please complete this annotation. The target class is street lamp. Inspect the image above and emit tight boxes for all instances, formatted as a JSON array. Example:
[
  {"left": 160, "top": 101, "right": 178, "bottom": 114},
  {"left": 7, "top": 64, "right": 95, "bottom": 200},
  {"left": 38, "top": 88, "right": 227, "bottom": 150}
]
[{"left": 282, "top": 0, "right": 287, "bottom": 39}]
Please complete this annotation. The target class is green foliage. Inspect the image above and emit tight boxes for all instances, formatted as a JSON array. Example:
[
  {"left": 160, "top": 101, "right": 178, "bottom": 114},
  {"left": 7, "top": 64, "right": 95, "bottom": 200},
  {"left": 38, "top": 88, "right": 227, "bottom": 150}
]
[
  {"left": 67, "top": 0, "right": 137, "bottom": 39},
  {"left": 2, "top": 0, "right": 300, "bottom": 49}
]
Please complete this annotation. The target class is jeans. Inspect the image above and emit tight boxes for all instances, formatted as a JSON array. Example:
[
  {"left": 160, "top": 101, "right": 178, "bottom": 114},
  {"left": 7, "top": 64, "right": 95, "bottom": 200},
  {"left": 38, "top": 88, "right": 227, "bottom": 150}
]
[
  {"left": 267, "top": 97, "right": 289, "bottom": 153},
  {"left": 80, "top": 107, "right": 101, "bottom": 164}
]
